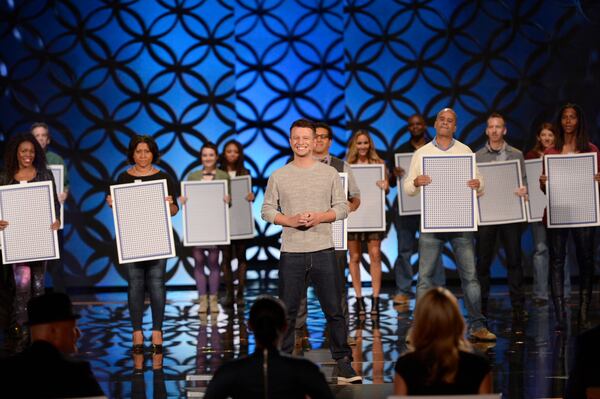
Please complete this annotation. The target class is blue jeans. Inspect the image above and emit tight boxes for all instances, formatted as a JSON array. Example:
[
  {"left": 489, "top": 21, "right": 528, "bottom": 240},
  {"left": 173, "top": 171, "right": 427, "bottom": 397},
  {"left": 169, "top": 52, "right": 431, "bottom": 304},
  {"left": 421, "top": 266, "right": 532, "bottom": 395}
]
[
  {"left": 279, "top": 249, "right": 351, "bottom": 360},
  {"left": 417, "top": 232, "right": 486, "bottom": 330},
  {"left": 530, "top": 223, "right": 571, "bottom": 300},
  {"left": 531, "top": 222, "right": 549, "bottom": 300},
  {"left": 394, "top": 214, "right": 445, "bottom": 295},
  {"left": 127, "top": 259, "right": 166, "bottom": 331}
]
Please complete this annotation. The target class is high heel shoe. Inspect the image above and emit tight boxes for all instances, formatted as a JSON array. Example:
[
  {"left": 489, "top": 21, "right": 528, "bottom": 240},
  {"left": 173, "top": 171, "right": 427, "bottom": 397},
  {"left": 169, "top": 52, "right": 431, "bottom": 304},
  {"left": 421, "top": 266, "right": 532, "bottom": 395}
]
[
  {"left": 370, "top": 296, "right": 380, "bottom": 317},
  {"left": 354, "top": 297, "right": 366, "bottom": 316},
  {"left": 151, "top": 331, "right": 163, "bottom": 354},
  {"left": 133, "top": 331, "right": 144, "bottom": 353}
]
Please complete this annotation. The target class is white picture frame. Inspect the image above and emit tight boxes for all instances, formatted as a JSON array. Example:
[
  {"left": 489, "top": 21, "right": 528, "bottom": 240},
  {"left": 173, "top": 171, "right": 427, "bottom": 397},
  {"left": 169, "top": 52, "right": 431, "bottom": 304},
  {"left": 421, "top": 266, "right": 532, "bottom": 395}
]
[
  {"left": 347, "top": 164, "right": 386, "bottom": 232},
  {"left": 545, "top": 153, "right": 600, "bottom": 228},
  {"left": 0, "top": 181, "right": 60, "bottom": 264},
  {"left": 524, "top": 159, "right": 545, "bottom": 222},
  {"left": 48, "top": 165, "right": 64, "bottom": 229},
  {"left": 477, "top": 160, "right": 527, "bottom": 225},
  {"left": 181, "top": 180, "right": 230, "bottom": 246},
  {"left": 332, "top": 173, "right": 348, "bottom": 250},
  {"left": 111, "top": 179, "right": 176, "bottom": 263},
  {"left": 421, "top": 154, "right": 477, "bottom": 233},
  {"left": 395, "top": 153, "right": 420, "bottom": 215},
  {"left": 229, "top": 176, "right": 256, "bottom": 240}
]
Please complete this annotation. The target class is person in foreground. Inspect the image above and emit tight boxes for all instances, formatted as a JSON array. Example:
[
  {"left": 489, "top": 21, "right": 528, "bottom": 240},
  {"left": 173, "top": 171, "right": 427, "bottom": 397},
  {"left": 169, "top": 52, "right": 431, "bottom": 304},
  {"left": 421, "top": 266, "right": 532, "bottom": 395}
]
[
  {"left": 0, "top": 292, "right": 104, "bottom": 398},
  {"left": 565, "top": 323, "right": 600, "bottom": 399},
  {"left": 261, "top": 119, "right": 360, "bottom": 383},
  {"left": 394, "top": 287, "right": 492, "bottom": 395},
  {"left": 204, "top": 295, "right": 334, "bottom": 399}
]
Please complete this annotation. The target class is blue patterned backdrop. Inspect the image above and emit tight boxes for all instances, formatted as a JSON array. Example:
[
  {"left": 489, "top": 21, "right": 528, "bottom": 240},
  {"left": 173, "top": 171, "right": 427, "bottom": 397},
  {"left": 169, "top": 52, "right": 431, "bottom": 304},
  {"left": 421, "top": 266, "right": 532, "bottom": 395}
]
[{"left": 1, "top": 0, "right": 599, "bottom": 287}]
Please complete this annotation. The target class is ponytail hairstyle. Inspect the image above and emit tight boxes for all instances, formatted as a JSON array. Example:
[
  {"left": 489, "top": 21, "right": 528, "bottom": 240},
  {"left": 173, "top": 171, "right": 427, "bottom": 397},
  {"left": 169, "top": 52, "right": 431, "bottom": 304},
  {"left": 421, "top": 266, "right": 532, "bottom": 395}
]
[{"left": 249, "top": 295, "right": 287, "bottom": 349}]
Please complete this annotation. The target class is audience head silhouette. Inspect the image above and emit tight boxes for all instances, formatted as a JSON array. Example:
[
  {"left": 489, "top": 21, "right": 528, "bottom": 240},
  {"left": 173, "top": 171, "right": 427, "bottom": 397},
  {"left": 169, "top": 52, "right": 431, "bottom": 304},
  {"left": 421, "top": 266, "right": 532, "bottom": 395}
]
[
  {"left": 248, "top": 295, "right": 287, "bottom": 349},
  {"left": 27, "top": 292, "right": 81, "bottom": 354}
]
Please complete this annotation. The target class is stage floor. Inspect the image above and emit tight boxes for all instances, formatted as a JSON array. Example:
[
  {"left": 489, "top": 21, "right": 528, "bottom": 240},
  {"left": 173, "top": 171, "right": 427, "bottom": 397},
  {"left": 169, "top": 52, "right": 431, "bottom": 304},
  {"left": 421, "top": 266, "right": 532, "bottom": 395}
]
[{"left": 3, "top": 283, "right": 597, "bottom": 398}]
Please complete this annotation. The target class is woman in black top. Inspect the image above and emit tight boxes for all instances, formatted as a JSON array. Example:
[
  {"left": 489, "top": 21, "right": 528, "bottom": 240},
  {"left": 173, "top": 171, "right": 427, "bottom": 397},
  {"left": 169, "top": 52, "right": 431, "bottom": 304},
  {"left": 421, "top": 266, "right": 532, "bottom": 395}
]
[
  {"left": 0, "top": 133, "right": 60, "bottom": 333},
  {"left": 394, "top": 287, "right": 492, "bottom": 395},
  {"left": 218, "top": 140, "right": 255, "bottom": 307},
  {"left": 106, "top": 135, "right": 179, "bottom": 353},
  {"left": 204, "top": 295, "right": 334, "bottom": 399}
]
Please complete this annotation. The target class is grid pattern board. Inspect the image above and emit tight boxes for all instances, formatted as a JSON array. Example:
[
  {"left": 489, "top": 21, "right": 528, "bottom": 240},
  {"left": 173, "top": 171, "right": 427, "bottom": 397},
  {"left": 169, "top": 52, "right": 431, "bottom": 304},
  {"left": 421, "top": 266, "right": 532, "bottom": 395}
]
[
  {"left": 1, "top": 1, "right": 599, "bottom": 285},
  {"left": 0, "top": 183, "right": 57, "bottom": 263},
  {"left": 49, "top": 165, "right": 64, "bottom": 229},
  {"left": 347, "top": 165, "right": 386, "bottom": 231},
  {"left": 477, "top": 161, "right": 525, "bottom": 224},
  {"left": 422, "top": 156, "right": 474, "bottom": 230},
  {"left": 332, "top": 173, "right": 348, "bottom": 250},
  {"left": 525, "top": 159, "right": 545, "bottom": 222},
  {"left": 113, "top": 182, "right": 173, "bottom": 262},
  {"left": 395, "top": 153, "right": 420, "bottom": 215},
  {"left": 547, "top": 155, "right": 599, "bottom": 226},
  {"left": 183, "top": 181, "right": 229, "bottom": 246},
  {"left": 229, "top": 176, "right": 255, "bottom": 239}
]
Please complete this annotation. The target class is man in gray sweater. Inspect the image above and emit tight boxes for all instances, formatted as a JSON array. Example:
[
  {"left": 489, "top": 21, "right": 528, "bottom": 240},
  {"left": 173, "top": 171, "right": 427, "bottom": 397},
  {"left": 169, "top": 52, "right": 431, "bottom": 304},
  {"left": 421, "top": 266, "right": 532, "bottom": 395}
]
[{"left": 261, "top": 118, "right": 361, "bottom": 384}]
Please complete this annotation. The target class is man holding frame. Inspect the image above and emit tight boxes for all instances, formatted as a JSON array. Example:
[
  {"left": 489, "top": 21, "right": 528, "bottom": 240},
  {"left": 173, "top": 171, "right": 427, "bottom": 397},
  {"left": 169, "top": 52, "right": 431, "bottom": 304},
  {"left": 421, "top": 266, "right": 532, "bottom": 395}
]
[
  {"left": 404, "top": 108, "right": 496, "bottom": 341},
  {"left": 475, "top": 112, "right": 528, "bottom": 323}
]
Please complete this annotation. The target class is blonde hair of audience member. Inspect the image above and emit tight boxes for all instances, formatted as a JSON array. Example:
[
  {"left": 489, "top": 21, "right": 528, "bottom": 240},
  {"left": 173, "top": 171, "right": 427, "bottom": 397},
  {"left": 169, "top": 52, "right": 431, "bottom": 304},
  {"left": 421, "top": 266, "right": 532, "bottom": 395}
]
[
  {"left": 394, "top": 287, "right": 492, "bottom": 394},
  {"left": 346, "top": 129, "right": 384, "bottom": 164}
]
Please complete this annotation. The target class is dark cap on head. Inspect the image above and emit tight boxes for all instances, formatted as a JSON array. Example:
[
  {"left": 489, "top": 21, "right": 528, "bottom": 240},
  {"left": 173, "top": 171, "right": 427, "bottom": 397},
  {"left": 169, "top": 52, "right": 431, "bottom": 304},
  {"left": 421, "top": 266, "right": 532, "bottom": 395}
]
[{"left": 27, "top": 293, "right": 81, "bottom": 326}]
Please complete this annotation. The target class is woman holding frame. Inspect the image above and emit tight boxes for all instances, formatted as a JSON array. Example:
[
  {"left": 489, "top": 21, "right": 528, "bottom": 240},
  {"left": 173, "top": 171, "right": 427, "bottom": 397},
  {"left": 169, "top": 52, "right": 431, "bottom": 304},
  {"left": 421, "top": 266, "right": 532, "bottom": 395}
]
[
  {"left": 106, "top": 135, "right": 179, "bottom": 353},
  {"left": 218, "top": 140, "right": 254, "bottom": 307},
  {"left": 346, "top": 130, "right": 389, "bottom": 317}
]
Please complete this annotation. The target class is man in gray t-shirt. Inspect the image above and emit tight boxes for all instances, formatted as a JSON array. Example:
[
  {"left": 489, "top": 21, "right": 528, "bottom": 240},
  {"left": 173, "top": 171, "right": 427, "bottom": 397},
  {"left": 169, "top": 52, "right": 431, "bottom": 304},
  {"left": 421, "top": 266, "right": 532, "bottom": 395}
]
[{"left": 261, "top": 119, "right": 361, "bottom": 384}]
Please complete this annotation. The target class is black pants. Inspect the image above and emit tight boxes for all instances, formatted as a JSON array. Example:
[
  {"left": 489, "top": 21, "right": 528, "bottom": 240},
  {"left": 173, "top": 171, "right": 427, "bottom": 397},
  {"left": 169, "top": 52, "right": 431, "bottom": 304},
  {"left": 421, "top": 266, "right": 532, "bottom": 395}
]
[
  {"left": 0, "top": 258, "right": 15, "bottom": 330},
  {"left": 476, "top": 223, "right": 524, "bottom": 314},
  {"left": 279, "top": 249, "right": 351, "bottom": 360},
  {"left": 547, "top": 227, "right": 595, "bottom": 304},
  {"left": 295, "top": 250, "right": 349, "bottom": 333},
  {"left": 47, "top": 230, "right": 66, "bottom": 293}
]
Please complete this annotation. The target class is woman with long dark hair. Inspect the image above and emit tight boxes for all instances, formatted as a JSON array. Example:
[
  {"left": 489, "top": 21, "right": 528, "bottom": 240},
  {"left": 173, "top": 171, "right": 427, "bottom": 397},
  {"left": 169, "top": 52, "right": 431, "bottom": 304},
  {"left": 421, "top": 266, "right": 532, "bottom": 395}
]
[
  {"left": 204, "top": 296, "right": 333, "bottom": 399},
  {"left": 106, "top": 135, "right": 179, "bottom": 353},
  {"left": 0, "top": 133, "right": 60, "bottom": 333},
  {"left": 540, "top": 103, "right": 600, "bottom": 330},
  {"left": 218, "top": 140, "right": 254, "bottom": 307},
  {"left": 394, "top": 287, "right": 492, "bottom": 395}
]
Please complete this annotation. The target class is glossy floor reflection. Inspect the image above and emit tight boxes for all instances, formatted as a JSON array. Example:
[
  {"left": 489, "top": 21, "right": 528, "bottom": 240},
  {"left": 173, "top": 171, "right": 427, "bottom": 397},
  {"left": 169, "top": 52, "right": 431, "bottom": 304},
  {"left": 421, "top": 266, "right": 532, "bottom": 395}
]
[{"left": 2, "top": 283, "right": 597, "bottom": 398}]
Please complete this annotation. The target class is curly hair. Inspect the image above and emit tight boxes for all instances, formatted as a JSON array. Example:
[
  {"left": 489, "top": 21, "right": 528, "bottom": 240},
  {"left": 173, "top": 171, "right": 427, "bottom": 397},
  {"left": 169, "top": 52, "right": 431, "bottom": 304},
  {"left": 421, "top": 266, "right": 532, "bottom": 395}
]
[{"left": 3, "top": 133, "right": 48, "bottom": 178}]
